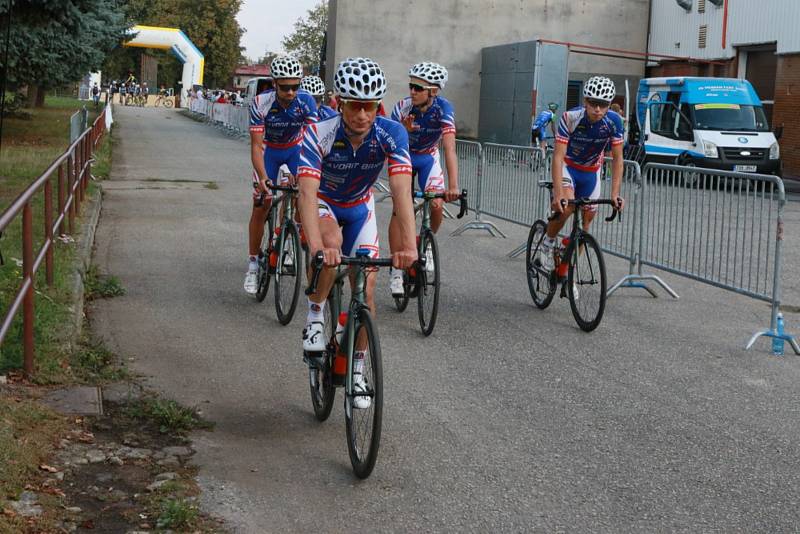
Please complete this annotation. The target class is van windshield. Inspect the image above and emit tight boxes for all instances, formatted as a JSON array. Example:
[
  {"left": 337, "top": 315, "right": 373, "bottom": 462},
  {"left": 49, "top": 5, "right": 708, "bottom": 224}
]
[{"left": 692, "top": 103, "right": 769, "bottom": 132}]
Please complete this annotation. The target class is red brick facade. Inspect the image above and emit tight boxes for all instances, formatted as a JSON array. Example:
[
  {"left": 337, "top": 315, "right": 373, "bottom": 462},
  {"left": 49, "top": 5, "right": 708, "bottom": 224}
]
[{"left": 773, "top": 54, "right": 800, "bottom": 178}]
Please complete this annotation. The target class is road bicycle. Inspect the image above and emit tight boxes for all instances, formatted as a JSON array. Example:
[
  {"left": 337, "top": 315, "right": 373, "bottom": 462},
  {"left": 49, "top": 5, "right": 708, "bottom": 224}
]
[
  {"left": 253, "top": 181, "right": 303, "bottom": 325},
  {"left": 305, "top": 251, "right": 392, "bottom": 478},
  {"left": 393, "top": 189, "right": 468, "bottom": 336},
  {"left": 153, "top": 95, "right": 174, "bottom": 108},
  {"left": 525, "top": 182, "right": 619, "bottom": 332}
]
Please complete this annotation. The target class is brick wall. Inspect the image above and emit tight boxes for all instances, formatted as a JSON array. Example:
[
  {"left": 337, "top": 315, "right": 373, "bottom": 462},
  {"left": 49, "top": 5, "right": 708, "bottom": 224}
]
[{"left": 773, "top": 54, "right": 800, "bottom": 178}]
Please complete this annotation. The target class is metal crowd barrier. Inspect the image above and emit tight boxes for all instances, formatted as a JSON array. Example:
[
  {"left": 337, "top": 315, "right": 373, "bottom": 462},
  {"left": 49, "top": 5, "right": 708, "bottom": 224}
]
[{"left": 639, "top": 163, "right": 798, "bottom": 354}]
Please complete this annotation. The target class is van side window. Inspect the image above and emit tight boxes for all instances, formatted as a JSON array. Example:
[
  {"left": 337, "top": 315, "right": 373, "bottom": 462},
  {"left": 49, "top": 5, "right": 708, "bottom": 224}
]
[{"left": 650, "top": 103, "right": 693, "bottom": 141}]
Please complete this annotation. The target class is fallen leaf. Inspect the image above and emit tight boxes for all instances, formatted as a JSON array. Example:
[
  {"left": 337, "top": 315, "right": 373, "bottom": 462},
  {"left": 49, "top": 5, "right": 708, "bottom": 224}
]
[
  {"left": 2, "top": 508, "right": 16, "bottom": 517},
  {"left": 80, "top": 519, "right": 95, "bottom": 529},
  {"left": 39, "top": 464, "right": 59, "bottom": 473}
]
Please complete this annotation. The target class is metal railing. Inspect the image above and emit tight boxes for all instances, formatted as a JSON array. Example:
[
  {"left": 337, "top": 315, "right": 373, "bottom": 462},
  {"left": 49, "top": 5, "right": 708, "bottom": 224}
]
[{"left": 0, "top": 105, "right": 108, "bottom": 376}]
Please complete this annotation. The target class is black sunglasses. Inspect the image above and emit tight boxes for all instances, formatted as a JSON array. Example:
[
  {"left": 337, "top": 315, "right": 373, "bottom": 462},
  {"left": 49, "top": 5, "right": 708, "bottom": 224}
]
[
  {"left": 585, "top": 98, "right": 611, "bottom": 109},
  {"left": 278, "top": 83, "right": 301, "bottom": 92}
]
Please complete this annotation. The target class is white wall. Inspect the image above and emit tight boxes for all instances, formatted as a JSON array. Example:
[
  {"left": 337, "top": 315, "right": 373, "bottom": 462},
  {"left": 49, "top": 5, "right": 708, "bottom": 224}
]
[{"left": 328, "top": 0, "right": 649, "bottom": 137}]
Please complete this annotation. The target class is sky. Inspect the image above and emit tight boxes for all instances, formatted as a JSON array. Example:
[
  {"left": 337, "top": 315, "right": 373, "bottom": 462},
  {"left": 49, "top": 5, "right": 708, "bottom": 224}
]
[{"left": 237, "top": 0, "right": 320, "bottom": 62}]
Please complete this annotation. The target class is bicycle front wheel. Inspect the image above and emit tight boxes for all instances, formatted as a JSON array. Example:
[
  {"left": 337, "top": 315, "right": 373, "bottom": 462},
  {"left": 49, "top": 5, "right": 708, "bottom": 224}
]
[
  {"left": 255, "top": 213, "right": 274, "bottom": 302},
  {"left": 417, "top": 229, "right": 440, "bottom": 336},
  {"left": 274, "top": 222, "right": 302, "bottom": 325},
  {"left": 393, "top": 268, "right": 410, "bottom": 312},
  {"left": 567, "top": 232, "right": 607, "bottom": 332},
  {"left": 345, "top": 309, "right": 383, "bottom": 479},
  {"left": 163, "top": 99, "right": 173, "bottom": 108},
  {"left": 526, "top": 220, "right": 556, "bottom": 309},
  {"left": 309, "top": 296, "right": 337, "bottom": 421}
]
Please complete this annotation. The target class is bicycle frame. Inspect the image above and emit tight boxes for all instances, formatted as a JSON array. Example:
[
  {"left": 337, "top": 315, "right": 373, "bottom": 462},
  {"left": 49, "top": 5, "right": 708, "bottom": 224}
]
[{"left": 267, "top": 185, "right": 297, "bottom": 278}]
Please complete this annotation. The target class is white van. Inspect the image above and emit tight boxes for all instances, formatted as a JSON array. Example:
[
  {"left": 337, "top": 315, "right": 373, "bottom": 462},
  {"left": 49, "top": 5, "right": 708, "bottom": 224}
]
[
  {"left": 243, "top": 77, "right": 273, "bottom": 106},
  {"left": 637, "top": 77, "right": 781, "bottom": 175}
]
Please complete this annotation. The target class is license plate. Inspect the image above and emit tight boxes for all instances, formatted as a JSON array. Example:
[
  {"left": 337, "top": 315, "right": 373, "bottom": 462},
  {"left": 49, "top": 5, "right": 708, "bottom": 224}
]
[{"left": 734, "top": 165, "right": 757, "bottom": 172}]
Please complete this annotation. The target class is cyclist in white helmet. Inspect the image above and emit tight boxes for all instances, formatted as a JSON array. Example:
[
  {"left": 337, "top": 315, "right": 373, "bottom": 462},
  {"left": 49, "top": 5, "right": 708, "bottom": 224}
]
[
  {"left": 299, "top": 58, "right": 417, "bottom": 407},
  {"left": 388, "top": 61, "right": 459, "bottom": 295},
  {"left": 301, "top": 75, "right": 336, "bottom": 120},
  {"left": 539, "top": 76, "right": 625, "bottom": 272},
  {"left": 244, "top": 56, "right": 317, "bottom": 295}
]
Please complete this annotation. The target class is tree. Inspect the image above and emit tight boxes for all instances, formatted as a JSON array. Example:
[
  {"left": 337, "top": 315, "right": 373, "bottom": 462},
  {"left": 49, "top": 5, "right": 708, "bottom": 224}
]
[
  {"left": 0, "top": 0, "right": 130, "bottom": 106},
  {"left": 282, "top": 1, "right": 327, "bottom": 71}
]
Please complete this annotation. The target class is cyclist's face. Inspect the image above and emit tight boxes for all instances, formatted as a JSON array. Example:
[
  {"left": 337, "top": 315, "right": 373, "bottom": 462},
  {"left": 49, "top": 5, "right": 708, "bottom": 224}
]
[
  {"left": 340, "top": 100, "right": 380, "bottom": 135},
  {"left": 584, "top": 97, "right": 610, "bottom": 123},
  {"left": 409, "top": 77, "right": 434, "bottom": 106},
  {"left": 276, "top": 77, "right": 301, "bottom": 104}
]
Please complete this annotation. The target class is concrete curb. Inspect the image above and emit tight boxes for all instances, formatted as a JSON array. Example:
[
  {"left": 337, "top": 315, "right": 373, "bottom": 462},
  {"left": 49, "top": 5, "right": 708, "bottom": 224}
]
[{"left": 65, "top": 186, "right": 102, "bottom": 350}]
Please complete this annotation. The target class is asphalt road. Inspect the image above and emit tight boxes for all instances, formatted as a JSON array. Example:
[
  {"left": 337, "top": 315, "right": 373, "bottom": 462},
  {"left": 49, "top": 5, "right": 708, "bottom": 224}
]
[{"left": 93, "top": 106, "right": 800, "bottom": 533}]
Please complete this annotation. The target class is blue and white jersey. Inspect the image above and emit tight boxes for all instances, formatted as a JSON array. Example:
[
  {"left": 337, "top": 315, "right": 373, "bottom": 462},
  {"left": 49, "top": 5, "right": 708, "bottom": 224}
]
[
  {"left": 298, "top": 115, "right": 412, "bottom": 205},
  {"left": 249, "top": 89, "right": 318, "bottom": 148},
  {"left": 317, "top": 105, "right": 337, "bottom": 120},
  {"left": 532, "top": 110, "right": 555, "bottom": 130},
  {"left": 556, "top": 108, "right": 624, "bottom": 171},
  {"left": 390, "top": 96, "right": 456, "bottom": 154}
]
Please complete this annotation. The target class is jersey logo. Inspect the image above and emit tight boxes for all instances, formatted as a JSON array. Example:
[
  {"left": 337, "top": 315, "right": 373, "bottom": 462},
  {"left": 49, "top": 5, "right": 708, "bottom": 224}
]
[{"left": 333, "top": 140, "right": 346, "bottom": 149}]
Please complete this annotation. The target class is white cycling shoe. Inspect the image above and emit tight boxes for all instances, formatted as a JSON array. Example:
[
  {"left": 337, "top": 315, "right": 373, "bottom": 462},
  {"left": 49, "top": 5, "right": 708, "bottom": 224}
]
[
  {"left": 244, "top": 269, "right": 258, "bottom": 294},
  {"left": 352, "top": 372, "right": 371, "bottom": 409},
  {"left": 389, "top": 272, "right": 405, "bottom": 297},
  {"left": 538, "top": 242, "right": 555, "bottom": 272},
  {"left": 425, "top": 248, "right": 435, "bottom": 273},
  {"left": 302, "top": 321, "right": 326, "bottom": 352}
]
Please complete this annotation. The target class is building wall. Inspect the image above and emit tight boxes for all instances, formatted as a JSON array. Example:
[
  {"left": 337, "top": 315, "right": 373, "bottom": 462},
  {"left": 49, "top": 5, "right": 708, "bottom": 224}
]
[
  {"left": 648, "top": 0, "right": 800, "bottom": 60},
  {"left": 773, "top": 54, "right": 800, "bottom": 177},
  {"left": 327, "top": 0, "right": 649, "bottom": 138}
]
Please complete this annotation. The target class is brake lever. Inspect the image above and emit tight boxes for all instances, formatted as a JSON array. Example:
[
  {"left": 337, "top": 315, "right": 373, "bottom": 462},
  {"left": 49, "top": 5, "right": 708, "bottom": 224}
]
[
  {"left": 457, "top": 189, "right": 468, "bottom": 219},
  {"left": 304, "top": 252, "right": 324, "bottom": 296}
]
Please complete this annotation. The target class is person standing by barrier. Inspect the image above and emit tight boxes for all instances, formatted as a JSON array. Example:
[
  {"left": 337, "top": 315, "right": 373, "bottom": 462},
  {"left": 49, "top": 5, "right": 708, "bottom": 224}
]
[
  {"left": 301, "top": 75, "right": 336, "bottom": 119},
  {"left": 298, "top": 58, "right": 417, "bottom": 391},
  {"left": 387, "top": 62, "right": 459, "bottom": 296},
  {"left": 91, "top": 83, "right": 100, "bottom": 109},
  {"left": 539, "top": 76, "right": 625, "bottom": 271},
  {"left": 244, "top": 56, "right": 318, "bottom": 295},
  {"left": 531, "top": 102, "right": 559, "bottom": 149}
]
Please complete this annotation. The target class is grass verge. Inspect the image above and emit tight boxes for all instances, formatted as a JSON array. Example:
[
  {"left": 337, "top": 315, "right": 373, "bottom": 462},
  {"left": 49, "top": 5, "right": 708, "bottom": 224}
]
[{"left": 126, "top": 397, "right": 213, "bottom": 435}]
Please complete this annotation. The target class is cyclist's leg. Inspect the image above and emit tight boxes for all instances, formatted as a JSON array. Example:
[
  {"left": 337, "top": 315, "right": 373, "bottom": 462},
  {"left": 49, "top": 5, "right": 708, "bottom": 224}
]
[
  {"left": 422, "top": 150, "right": 446, "bottom": 233},
  {"left": 545, "top": 163, "right": 578, "bottom": 239},
  {"left": 303, "top": 200, "right": 343, "bottom": 351},
  {"left": 248, "top": 169, "right": 272, "bottom": 256},
  {"left": 387, "top": 162, "right": 417, "bottom": 294},
  {"left": 578, "top": 168, "right": 602, "bottom": 231}
]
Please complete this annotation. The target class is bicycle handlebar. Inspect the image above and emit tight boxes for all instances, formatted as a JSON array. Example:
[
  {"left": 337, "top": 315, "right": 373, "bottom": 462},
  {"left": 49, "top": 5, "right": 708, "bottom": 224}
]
[
  {"left": 265, "top": 183, "right": 298, "bottom": 193},
  {"left": 546, "top": 197, "right": 621, "bottom": 222},
  {"left": 412, "top": 189, "right": 469, "bottom": 219},
  {"left": 305, "top": 252, "right": 394, "bottom": 296}
]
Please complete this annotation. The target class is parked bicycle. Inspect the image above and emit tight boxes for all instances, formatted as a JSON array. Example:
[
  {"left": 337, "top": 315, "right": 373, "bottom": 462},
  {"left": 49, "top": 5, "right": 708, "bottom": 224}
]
[
  {"left": 393, "top": 189, "right": 468, "bottom": 336},
  {"left": 253, "top": 180, "right": 303, "bottom": 325},
  {"left": 153, "top": 95, "right": 174, "bottom": 108},
  {"left": 305, "top": 251, "right": 392, "bottom": 479},
  {"left": 525, "top": 182, "right": 619, "bottom": 332}
]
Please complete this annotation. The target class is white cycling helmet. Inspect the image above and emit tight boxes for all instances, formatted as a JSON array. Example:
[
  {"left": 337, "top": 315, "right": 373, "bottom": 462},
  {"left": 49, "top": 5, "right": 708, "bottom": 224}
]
[
  {"left": 271, "top": 56, "right": 303, "bottom": 79},
  {"left": 300, "top": 75, "right": 325, "bottom": 96},
  {"left": 409, "top": 62, "right": 448, "bottom": 89},
  {"left": 583, "top": 76, "right": 616, "bottom": 102},
  {"left": 334, "top": 57, "right": 387, "bottom": 100}
]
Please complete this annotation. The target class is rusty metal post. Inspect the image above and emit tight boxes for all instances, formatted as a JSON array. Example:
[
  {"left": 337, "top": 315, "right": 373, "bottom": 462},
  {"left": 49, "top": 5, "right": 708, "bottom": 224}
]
[
  {"left": 67, "top": 156, "right": 75, "bottom": 234},
  {"left": 57, "top": 164, "right": 65, "bottom": 235},
  {"left": 44, "top": 180, "right": 54, "bottom": 286},
  {"left": 76, "top": 140, "right": 84, "bottom": 206},
  {"left": 22, "top": 202, "right": 35, "bottom": 378}
]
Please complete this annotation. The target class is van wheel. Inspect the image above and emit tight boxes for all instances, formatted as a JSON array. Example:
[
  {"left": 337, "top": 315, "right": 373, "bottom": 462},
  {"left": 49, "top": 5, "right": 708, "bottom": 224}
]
[{"left": 676, "top": 154, "right": 701, "bottom": 189}]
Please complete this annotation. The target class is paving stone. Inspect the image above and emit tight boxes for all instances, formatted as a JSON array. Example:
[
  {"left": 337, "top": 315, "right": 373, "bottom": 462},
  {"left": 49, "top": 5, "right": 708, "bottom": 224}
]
[
  {"left": 41, "top": 386, "right": 103, "bottom": 415},
  {"left": 86, "top": 450, "right": 107, "bottom": 463},
  {"left": 102, "top": 382, "right": 144, "bottom": 403},
  {"left": 161, "top": 446, "right": 193, "bottom": 457},
  {"left": 146, "top": 479, "right": 170, "bottom": 492},
  {"left": 156, "top": 456, "right": 180, "bottom": 467},
  {"left": 108, "top": 456, "right": 124, "bottom": 466},
  {"left": 155, "top": 472, "right": 177, "bottom": 481}
]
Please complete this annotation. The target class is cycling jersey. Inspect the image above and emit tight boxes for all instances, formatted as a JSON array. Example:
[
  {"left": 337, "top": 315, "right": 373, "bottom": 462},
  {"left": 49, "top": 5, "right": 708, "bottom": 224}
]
[
  {"left": 556, "top": 108, "right": 624, "bottom": 171},
  {"left": 249, "top": 89, "right": 318, "bottom": 148},
  {"left": 532, "top": 110, "right": 555, "bottom": 131},
  {"left": 390, "top": 96, "right": 455, "bottom": 154},
  {"left": 298, "top": 115, "right": 411, "bottom": 205},
  {"left": 317, "top": 105, "right": 337, "bottom": 120}
]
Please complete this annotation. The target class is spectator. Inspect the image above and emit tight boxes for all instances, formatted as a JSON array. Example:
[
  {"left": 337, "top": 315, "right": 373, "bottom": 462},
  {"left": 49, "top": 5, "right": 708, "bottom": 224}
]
[
  {"left": 91, "top": 83, "right": 100, "bottom": 109},
  {"left": 326, "top": 89, "right": 337, "bottom": 109}
]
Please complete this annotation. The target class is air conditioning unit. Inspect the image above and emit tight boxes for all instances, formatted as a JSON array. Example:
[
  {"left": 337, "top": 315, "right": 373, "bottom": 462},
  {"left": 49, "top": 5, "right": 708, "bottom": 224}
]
[
  {"left": 676, "top": 0, "right": 692, "bottom": 11},
  {"left": 708, "top": 0, "right": 723, "bottom": 6}
]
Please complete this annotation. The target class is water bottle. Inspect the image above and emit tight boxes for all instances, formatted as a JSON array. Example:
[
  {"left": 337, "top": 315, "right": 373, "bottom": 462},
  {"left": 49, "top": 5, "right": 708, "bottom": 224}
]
[
  {"left": 333, "top": 312, "right": 348, "bottom": 379},
  {"left": 335, "top": 312, "right": 347, "bottom": 345},
  {"left": 556, "top": 237, "right": 570, "bottom": 279},
  {"left": 772, "top": 313, "right": 785, "bottom": 356}
]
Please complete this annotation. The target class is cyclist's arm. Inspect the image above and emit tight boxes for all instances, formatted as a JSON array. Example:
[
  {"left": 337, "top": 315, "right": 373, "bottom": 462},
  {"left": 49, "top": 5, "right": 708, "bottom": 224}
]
[
  {"left": 441, "top": 132, "right": 459, "bottom": 192},
  {"left": 551, "top": 141, "right": 567, "bottom": 197},
  {"left": 610, "top": 141, "right": 624, "bottom": 208},
  {"left": 298, "top": 174, "right": 322, "bottom": 254},
  {"left": 388, "top": 171, "right": 417, "bottom": 268},
  {"left": 250, "top": 132, "right": 268, "bottom": 185}
]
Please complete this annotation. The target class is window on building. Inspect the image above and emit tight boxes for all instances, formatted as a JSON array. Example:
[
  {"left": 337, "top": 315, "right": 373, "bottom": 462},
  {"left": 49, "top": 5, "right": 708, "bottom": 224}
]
[
  {"left": 566, "top": 81, "right": 582, "bottom": 110},
  {"left": 698, "top": 0, "right": 706, "bottom": 13},
  {"left": 698, "top": 25, "right": 708, "bottom": 49}
]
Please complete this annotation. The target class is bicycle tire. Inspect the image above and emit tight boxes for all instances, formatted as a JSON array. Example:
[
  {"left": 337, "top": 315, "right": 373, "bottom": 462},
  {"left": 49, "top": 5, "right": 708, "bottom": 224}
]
[
  {"left": 345, "top": 309, "right": 383, "bottom": 479},
  {"left": 309, "top": 296, "right": 336, "bottom": 421},
  {"left": 163, "top": 99, "right": 173, "bottom": 108},
  {"left": 526, "top": 220, "right": 556, "bottom": 309},
  {"left": 567, "top": 232, "right": 607, "bottom": 332},
  {"left": 393, "top": 268, "right": 410, "bottom": 312},
  {"left": 274, "top": 222, "right": 302, "bottom": 325},
  {"left": 417, "top": 229, "right": 440, "bottom": 336},
  {"left": 254, "top": 213, "right": 274, "bottom": 302}
]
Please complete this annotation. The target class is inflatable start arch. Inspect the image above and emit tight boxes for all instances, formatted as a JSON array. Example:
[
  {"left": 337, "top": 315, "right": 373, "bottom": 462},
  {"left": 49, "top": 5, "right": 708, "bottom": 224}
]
[{"left": 124, "top": 25, "right": 204, "bottom": 107}]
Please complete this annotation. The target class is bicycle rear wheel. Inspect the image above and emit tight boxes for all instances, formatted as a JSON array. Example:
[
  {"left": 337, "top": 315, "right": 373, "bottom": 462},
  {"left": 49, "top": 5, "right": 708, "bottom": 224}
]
[
  {"left": 567, "top": 232, "right": 607, "bottom": 332},
  {"left": 274, "top": 222, "right": 302, "bottom": 325},
  {"left": 417, "top": 229, "right": 440, "bottom": 336},
  {"left": 163, "top": 99, "right": 174, "bottom": 108},
  {"left": 526, "top": 220, "right": 556, "bottom": 309},
  {"left": 345, "top": 309, "right": 383, "bottom": 479},
  {"left": 254, "top": 213, "right": 274, "bottom": 302},
  {"left": 309, "top": 296, "right": 336, "bottom": 421}
]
